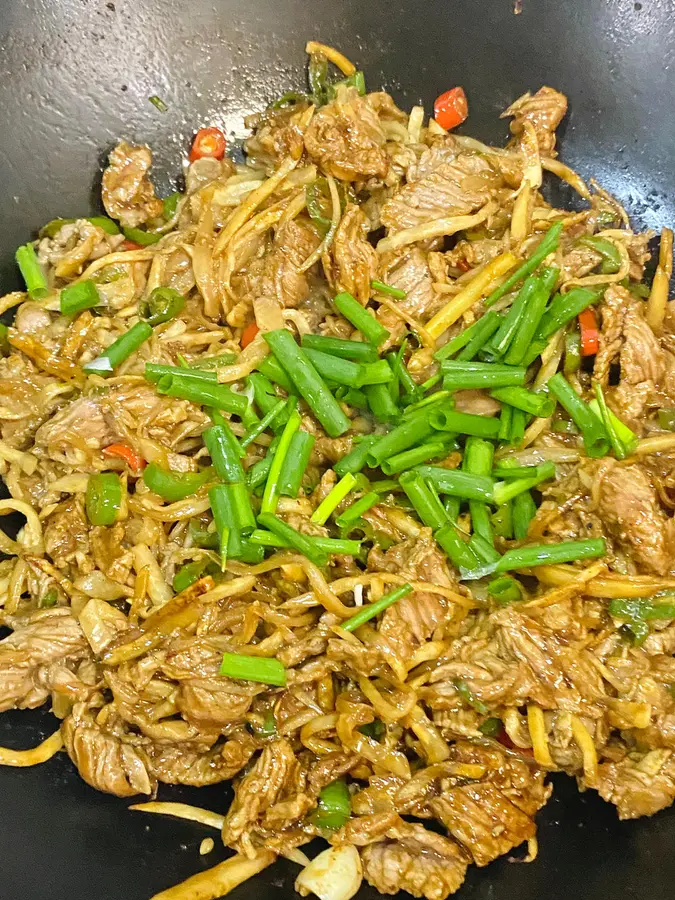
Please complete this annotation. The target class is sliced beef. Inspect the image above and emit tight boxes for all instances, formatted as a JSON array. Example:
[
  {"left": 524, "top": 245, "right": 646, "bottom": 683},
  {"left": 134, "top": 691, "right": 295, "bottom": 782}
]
[
  {"left": 592, "top": 749, "right": 675, "bottom": 819},
  {"left": 376, "top": 247, "right": 440, "bottom": 343},
  {"left": 0, "top": 354, "right": 64, "bottom": 449},
  {"left": 146, "top": 736, "right": 255, "bottom": 786},
  {"left": 380, "top": 140, "right": 499, "bottom": 232},
  {"left": 326, "top": 204, "right": 378, "bottom": 305},
  {"left": 597, "top": 463, "right": 675, "bottom": 575},
  {"left": 304, "top": 88, "right": 389, "bottom": 182},
  {"left": 177, "top": 676, "right": 257, "bottom": 729},
  {"left": 360, "top": 821, "right": 468, "bottom": 900},
  {"left": 502, "top": 86, "right": 568, "bottom": 156},
  {"left": 0, "top": 609, "right": 89, "bottom": 712},
  {"left": 221, "top": 738, "right": 298, "bottom": 846},
  {"left": 43, "top": 497, "right": 90, "bottom": 569},
  {"left": 62, "top": 704, "right": 154, "bottom": 797},
  {"left": 101, "top": 141, "right": 163, "bottom": 228}
]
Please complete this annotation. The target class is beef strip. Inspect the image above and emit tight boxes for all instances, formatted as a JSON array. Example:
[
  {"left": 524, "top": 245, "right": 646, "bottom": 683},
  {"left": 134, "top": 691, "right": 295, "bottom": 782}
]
[
  {"left": 591, "top": 749, "right": 675, "bottom": 819},
  {"left": 502, "top": 87, "right": 568, "bottom": 156},
  {"left": 0, "top": 609, "right": 90, "bottom": 712},
  {"left": 326, "top": 203, "right": 379, "bottom": 305},
  {"left": 304, "top": 88, "right": 389, "bottom": 182},
  {"left": 101, "top": 141, "right": 163, "bottom": 228},
  {"left": 360, "top": 820, "right": 469, "bottom": 900}
]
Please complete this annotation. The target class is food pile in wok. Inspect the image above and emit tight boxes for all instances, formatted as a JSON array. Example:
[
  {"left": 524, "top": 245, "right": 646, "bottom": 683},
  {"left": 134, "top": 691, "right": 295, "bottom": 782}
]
[{"left": 0, "top": 40, "right": 674, "bottom": 900}]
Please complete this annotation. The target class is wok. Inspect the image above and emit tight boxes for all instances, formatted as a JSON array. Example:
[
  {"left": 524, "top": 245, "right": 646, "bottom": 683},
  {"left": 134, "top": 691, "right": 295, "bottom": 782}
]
[{"left": 0, "top": 0, "right": 674, "bottom": 897}]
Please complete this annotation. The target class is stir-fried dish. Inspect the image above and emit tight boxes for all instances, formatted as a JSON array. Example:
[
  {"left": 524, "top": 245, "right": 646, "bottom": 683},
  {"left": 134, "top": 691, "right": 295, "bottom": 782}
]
[{"left": 2, "top": 40, "right": 675, "bottom": 900}]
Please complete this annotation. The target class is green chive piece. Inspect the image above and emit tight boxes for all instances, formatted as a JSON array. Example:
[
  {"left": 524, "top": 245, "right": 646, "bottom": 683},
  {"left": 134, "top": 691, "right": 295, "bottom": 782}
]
[
  {"left": 371, "top": 279, "right": 406, "bottom": 300},
  {"left": 311, "top": 473, "right": 357, "bottom": 525},
  {"left": 367, "top": 416, "right": 434, "bottom": 467},
  {"left": 163, "top": 191, "right": 182, "bottom": 220},
  {"left": 60, "top": 279, "right": 101, "bottom": 316},
  {"left": 399, "top": 472, "right": 448, "bottom": 531},
  {"left": 16, "top": 243, "right": 49, "bottom": 299},
  {"left": 435, "top": 522, "right": 480, "bottom": 570},
  {"left": 263, "top": 330, "right": 350, "bottom": 437},
  {"left": 261, "top": 408, "right": 302, "bottom": 514},
  {"left": 240, "top": 399, "right": 287, "bottom": 450},
  {"left": 122, "top": 226, "right": 162, "bottom": 246},
  {"left": 335, "top": 492, "right": 379, "bottom": 527},
  {"left": 381, "top": 441, "right": 448, "bottom": 475},
  {"left": 485, "top": 222, "right": 563, "bottom": 308},
  {"left": 219, "top": 652, "right": 286, "bottom": 686},
  {"left": 512, "top": 490, "right": 537, "bottom": 540},
  {"left": 547, "top": 373, "right": 610, "bottom": 458},
  {"left": 249, "top": 529, "right": 361, "bottom": 556},
  {"left": 173, "top": 559, "right": 210, "bottom": 593},
  {"left": 490, "top": 386, "right": 555, "bottom": 419},
  {"left": 429, "top": 407, "right": 500, "bottom": 439},
  {"left": 414, "top": 466, "right": 494, "bottom": 502},
  {"left": 256, "top": 512, "right": 329, "bottom": 566},
  {"left": 493, "top": 461, "right": 556, "bottom": 506},
  {"left": 301, "top": 334, "right": 379, "bottom": 363},
  {"left": 278, "top": 431, "right": 316, "bottom": 497},
  {"left": 593, "top": 383, "right": 630, "bottom": 460},
  {"left": 149, "top": 95, "right": 168, "bottom": 112},
  {"left": 156, "top": 374, "right": 248, "bottom": 416},
  {"left": 454, "top": 679, "right": 489, "bottom": 714},
  {"left": 536, "top": 287, "right": 600, "bottom": 342},
  {"left": 464, "top": 436, "right": 495, "bottom": 545},
  {"left": 84, "top": 322, "right": 153, "bottom": 376},
  {"left": 441, "top": 360, "right": 527, "bottom": 390},
  {"left": 334, "top": 436, "right": 379, "bottom": 478},
  {"left": 342, "top": 583, "right": 412, "bottom": 632},
  {"left": 487, "top": 575, "right": 522, "bottom": 605},
  {"left": 494, "top": 538, "right": 606, "bottom": 572},
  {"left": 333, "top": 291, "right": 390, "bottom": 347},
  {"left": 203, "top": 424, "right": 245, "bottom": 483}
]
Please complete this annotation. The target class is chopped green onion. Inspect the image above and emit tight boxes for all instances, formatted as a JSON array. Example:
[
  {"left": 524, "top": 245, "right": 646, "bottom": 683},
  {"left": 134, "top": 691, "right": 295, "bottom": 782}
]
[
  {"left": 84, "top": 322, "right": 153, "bottom": 375},
  {"left": 440, "top": 360, "right": 526, "bottom": 390},
  {"left": 241, "top": 399, "right": 287, "bottom": 450},
  {"left": 593, "top": 383, "right": 628, "bottom": 460},
  {"left": 381, "top": 441, "right": 448, "bottom": 475},
  {"left": 494, "top": 538, "right": 606, "bottom": 572},
  {"left": 490, "top": 386, "right": 555, "bottom": 419},
  {"left": 257, "top": 355, "right": 296, "bottom": 393},
  {"left": 311, "top": 778, "right": 351, "bottom": 831},
  {"left": 249, "top": 529, "right": 361, "bottom": 556},
  {"left": 190, "top": 352, "right": 238, "bottom": 370},
  {"left": 335, "top": 492, "right": 380, "bottom": 527},
  {"left": 338, "top": 387, "right": 369, "bottom": 408},
  {"left": 658, "top": 409, "right": 675, "bottom": 432},
  {"left": 371, "top": 279, "right": 406, "bottom": 300},
  {"left": 414, "top": 466, "right": 494, "bottom": 502},
  {"left": 333, "top": 291, "right": 390, "bottom": 347},
  {"left": 435, "top": 522, "right": 479, "bottom": 570},
  {"left": 301, "top": 334, "right": 378, "bottom": 362},
  {"left": 493, "top": 461, "right": 556, "bottom": 506},
  {"left": 535, "top": 287, "right": 600, "bottom": 342},
  {"left": 264, "top": 330, "right": 350, "bottom": 437},
  {"left": 256, "top": 512, "right": 328, "bottom": 566},
  {"left": 464, "top": 436, "right": 495, "bottom": 545},
  {"left": 609, "top": 597, "right": 675, "bottom": 621},
  {"left": 547, "top": 374, "right": 609, "bottom": 458},
  {"left": 305, "top": 178, "right": 332, "bottom": 233},
  {"left": 363, "top": 382, "right": 397, "bottom": 422},
  {"left": 489, "top": 275, "right": 542, "bottom": 357},
  {"left": 261, "top": 408, "right": 302, "bottom": 514},
  {"left": 588, "top": 399, "right": 636, "bottom": 452},
  {"left": 509, "top": 408, "right": 527, "bottom": 446},
  {"left": 367, "top": 417, "right": 434, "bottom": 467},
  {"left": 308, "top": 52, "right": 329, "bottom": 106},
  {"left": 278, "top": 431, "right": 315, "bottom": 497},
  {"left": 85, "top": 472, "right": 122, "bottom": 526},
  {"left": 457, "top": 311, "right": 503, "bottom": 362},
  {"left": 219, "top": 652, "right": 286, "bottom": 686},
  {"left": 311, "top": 473, "right": 357, "bottom": 524},
  {"left": 122, "top": 226, "right": 162, "bottom": 246},
  {"left": 16, "top": 243, "right": 49, "bottom": 299},
  {"left": 485, "top": 221, "right": 563, "bottom": 308},
  {"left": 334, "top": 436, "right": 379, "bottom": 478},
  {"left": 139, "top": 287, "right": 185, "bottom": 325},
  {"left": 429, "top": 407, "right": 500, "bottom": 439},
  {"left": 145, "top": 363, "right": 216, "bottom": 384},
  {"left": 144, "top": 462, "right": 212, "bottom": 502},
  {"left": 149, "top": 95, "right": 168, "bottom": 112},
  {"left": 252, "top": 710, "right": 277, "bottom": 736},
  {"left": 435, "top": 313, "right": 497, "bottom": 362},
  {"left": 491, "top": 500, "right": 513, "bottom": 539},
  {"left": 399, "top": 472, "right": 448, "bottom": 531},
  {"left": 304, "top": 347, "right": 365, "bottom": 388},
  {"left": 503, "top": 267, "right": 559, "bottom": 366},
  {"left": 39, "top": 588, "right": 59, "bottom": 609},
  {"left": 60, "top": 280, "right": 100, "bottom": 316},
  {"left": 342, "top": 583, "right": 412, "bottom": 632},
  {"left": 487, "top": 575, "right": 522, "bottom": 605},
  {"left": 498, "top": 405, "right": 513, "bottom": 443},
  {"left": 361, "top": 359, "right": 395, "bottom": 385},
  {"left": 478, "top": 717, "right": 503, "bottom": 737},
  {"left": 156, "top": 374, "right": 248, "bottom": 416},
  {"left": 203, "top": 424, "right": 245, "bottom": 483}
]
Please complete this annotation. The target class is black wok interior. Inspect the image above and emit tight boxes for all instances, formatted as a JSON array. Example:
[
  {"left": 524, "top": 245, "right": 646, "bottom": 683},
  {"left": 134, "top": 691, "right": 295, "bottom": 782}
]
[{"left": 1, "top": 0, "right": 674, "bottom": 897}]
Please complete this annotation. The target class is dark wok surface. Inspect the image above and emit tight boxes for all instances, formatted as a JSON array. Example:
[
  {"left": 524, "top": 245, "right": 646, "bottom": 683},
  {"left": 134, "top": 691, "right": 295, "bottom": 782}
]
[{"left": 0, "top": 0, "right": 674, "bottom": 897}]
